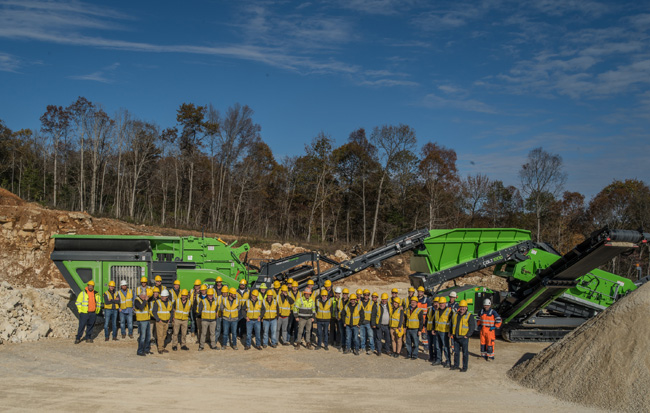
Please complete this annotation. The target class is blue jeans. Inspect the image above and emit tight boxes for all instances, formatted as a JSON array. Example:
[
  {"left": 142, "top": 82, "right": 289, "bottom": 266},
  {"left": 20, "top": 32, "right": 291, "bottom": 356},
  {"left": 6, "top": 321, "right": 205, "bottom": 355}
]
[
  {"left": 405, "top": 328, "right": 419, "bottom": 358},
  {"left": 345, "top": 325, "right": 360, "bottom": 351},
  {"left": 120, "top": 311, "right": 133, "bottom": 336},
  {"left": 338, "top": 319, "right": 346, "bottom": 348},
  {"left": 436, "top": 332, "right": 450, "bottom": 364},
  {"left": 104, "top": 309, "right": 118, "bottom": 339},
  {"left": 453, "top": 337, "right": 469, "bottom": 369},
  {"left": 76, "top": 312, "right": 96, "bottom": 340},
  {"left": 263, "top": 319, "right": 277, "bottom": 346},
  {"left": 137, "top": 320, "right": 150, "bottom": 355},
  {"left": 359, "top": 323, "right": 375, "bottom": 351},
  {"left": 316, "top": 320, "right": 329, "bottom": 347},
  {"left": 222, "top": 320, "right": 238, "bottom": 347},
  {"left": 215, "top": 318, "right": 222, "bottom": 344},
  {"left": 246, "top": 320, "right": 261, "bottom": 347}
]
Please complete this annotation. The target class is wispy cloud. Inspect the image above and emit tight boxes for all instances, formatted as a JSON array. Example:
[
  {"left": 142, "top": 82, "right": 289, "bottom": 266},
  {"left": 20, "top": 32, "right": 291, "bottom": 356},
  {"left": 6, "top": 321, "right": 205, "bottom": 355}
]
[
  {"left": 69, "top": 62, "right": 120, "bottom": 83},
  {"left": 0, "top": 52, "right": 21, "bottom": 72},
  {"left": 420, "top": 92, "right": 497, "bottom": 114}
]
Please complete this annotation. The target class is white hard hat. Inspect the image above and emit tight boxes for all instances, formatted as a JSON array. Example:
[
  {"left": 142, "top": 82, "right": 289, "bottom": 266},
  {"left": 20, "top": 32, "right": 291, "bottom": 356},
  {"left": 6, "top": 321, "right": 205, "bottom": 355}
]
[
  {"left": 160, "top": 290, "right": 170, "bottom": 297},
  {"left": 449, "top": 291, "right": 457, "bottom": 297},
  {"left": 334, "top": 287, "right": 342, "bottom": 293},
  {"left": 120, "top": 280, "right": 128, "bottom": 286},
  {"left": 483, "top": 298, "right": 491, "bottom": 306}
]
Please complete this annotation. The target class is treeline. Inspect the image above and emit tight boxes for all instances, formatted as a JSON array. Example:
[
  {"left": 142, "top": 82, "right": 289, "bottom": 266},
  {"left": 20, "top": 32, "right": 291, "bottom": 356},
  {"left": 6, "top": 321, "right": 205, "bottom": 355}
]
[{"left": 1, "top": 97, "right": 649, "bottom": 278}]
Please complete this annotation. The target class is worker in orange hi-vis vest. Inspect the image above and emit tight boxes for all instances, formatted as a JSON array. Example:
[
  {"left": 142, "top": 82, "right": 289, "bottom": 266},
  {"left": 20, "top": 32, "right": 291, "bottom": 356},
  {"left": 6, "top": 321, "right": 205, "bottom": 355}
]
[
  {"left": 477, "top": 298, "right": 502, "bottom": 361},
  {"left": 415, "top": 287, "right": 429, "bottom": 346}
]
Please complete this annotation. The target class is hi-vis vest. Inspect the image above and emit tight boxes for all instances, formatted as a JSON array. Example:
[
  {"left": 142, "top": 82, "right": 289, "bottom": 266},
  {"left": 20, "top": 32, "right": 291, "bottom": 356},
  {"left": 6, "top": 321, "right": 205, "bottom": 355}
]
[
  {"left": 263, "top": 299, "right": 278, "bottom": 320},
  {"left": 246, "top": 299, "right": 262, "bottom": 319},
  {"left": 289, "top": 290, "right": 301, "bottom": 302},
  {"left": 170, "top": 287, "right": 181, "bottom": 302},
  {"left": 426, "top": 306, "right": 437, "bottom": 331},
  {"left": 405, "top": 307, "right": 422, "bottom": 329},
  {"left": 315, "top": 298, "right": 333, "bottom": 321},
  {"left": 338, "top": 298, "right": 349, "bottom": 319},
  {"left": 277, "top": 295, "right": 292, "bottom": 317},
  {"left": 76, "top": 290, "right": 101, "bottom": 314},
  {"left": 361, "top": 300, "right": 374, "bottom": 322},
  {"left": 389, "top": 306, "right": 403, "bottom": 328},
  {"left": 136, "top": 285, "right": 148, "bottom": 297},
  {"left": 237, "top": 289, "right": 248, "bottom": 301},
  {"left": 222, "top": 297, "right": 240, "bottom": 321},
  {"left": 174, "top": 298, "right": 191, "bottom": 321},
  {"left": 452, "top": 312, "right": 472, "bottom": 337},
  {"left": 134, "top": 298, "right": 150, "bottom": 321},
  {"left": 156, "top": 299, "right": 172, "bottom": 322},
  {"left": 344, "top": 303, "right": 362, "bottom": 326},
  {"left": 118, "top": 289, "right": 133, "bottom": 310},
  {"left": 434, "top": 307, "right": 452, "bottom": 333},
  {"left": 104, "top": 290, "right": 118, "bottom": 310},
  {"left": 201, "top": 298, "right": 218, "bottom": 320}
]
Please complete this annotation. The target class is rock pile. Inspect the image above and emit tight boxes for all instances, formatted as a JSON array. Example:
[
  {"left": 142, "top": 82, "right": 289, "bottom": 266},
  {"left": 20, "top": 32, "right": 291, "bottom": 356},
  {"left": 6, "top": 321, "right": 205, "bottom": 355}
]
[
  {"left": 508, "top": 282, "right": 650, "bottom": 412},
  {"left": 0, "top": 281, "right": 78, "bottom": 344}
]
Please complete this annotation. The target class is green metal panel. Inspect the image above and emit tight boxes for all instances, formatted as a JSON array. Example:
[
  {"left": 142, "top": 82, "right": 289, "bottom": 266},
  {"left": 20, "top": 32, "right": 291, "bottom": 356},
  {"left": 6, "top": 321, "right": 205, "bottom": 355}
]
[
  {"left": 432, "top": 285, "right": 494, "bottom": 314},
  {"left": 61, "top": 260, "right": 102, "bottom": 294},
  {"left": 412, "top": 228, "right": 532, "bottom": 273}
]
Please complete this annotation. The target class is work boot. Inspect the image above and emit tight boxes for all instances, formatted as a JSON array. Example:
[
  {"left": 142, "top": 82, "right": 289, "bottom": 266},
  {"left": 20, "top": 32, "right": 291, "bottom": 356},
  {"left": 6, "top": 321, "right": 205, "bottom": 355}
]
[
  {"left": 172, "top": 346, "right": 178, "bottom": 351},
  {"left": 460, "top": 368, "right": 467, "bottom": 372},
  {"left": 450, "top": 365, "right": 458, "bottom": 371},
  {"left": 256, "top": 345, "right": 262, "bottom": 350},
  {"left": 198, "top": 347, "right": 204, "bottom": 351},
  {"left": 122, "top": 334, "right": 126, "bottom": 339},
  {"left": 87, "top": 338, "right": 94, "bottom": 343},
  {"left": 105, "top": 337, "right": 109, "bottom": 342},
  {"left": 324, "top": 345, "right": 329, "bottom": 351},
  {"left": 112, "top": 337, "right": 118, "bottom": 341},
  {"left": 137, "top": 352, "right": 146, "bottom": 357},
  {"left": 343, "top": 349, "right": 350, "bottom": 354},
  {"left": 129, "top": 334, "right": 133, "bottom": 339},
  {"left": 181, "top": 346, "right": 189, "bottom": 351},
  {"left": 353, "top": 349, "right": 359, "bottom": 356},
  {"left": 376, "top": 350, "right": 381, "bottom": 357},
  {"left": 210, "top": 346, "right": 217, "bottom": 350},
  {"left": 158, "top": 350, "right": 163, "bottom": 354},
  {"left": 306, "top": 343, "right": 312, "bottom": 350},
  {"left": 442, "top": 362, "right": 449, "bottom": 368},
  {"left": 282, "top": 342, "right": 290, "bottom": 346},
  {"left": 74, "top": 339, "right": 81, "bottom": 344},
  {"left": 294, "top": 344, "right": 300, "bottom": 351},
  {"left": 162, "top": 349, "right": 169, "bottom": 353},
  {"left": 245, "top": 345, "right": 251, "bottom": 350},
  {"left": 232, "top": 346, "right": 238, "bottom": 350},
  {"left": 270, "top": 344, "right": 277, "bottom": 348},
  {"left": 431, "top": 361, "right": 441, "bottom": 366},
  {"left": 366, "top": 350, "right": 371, "bottom": 355}
]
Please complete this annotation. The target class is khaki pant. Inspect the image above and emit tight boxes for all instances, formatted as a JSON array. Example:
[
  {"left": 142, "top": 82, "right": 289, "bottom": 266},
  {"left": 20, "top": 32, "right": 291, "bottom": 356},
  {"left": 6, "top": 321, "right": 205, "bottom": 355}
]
[
  {"left": 390, "top": 328, "right": 403, "bottom": 355},
  {"left": 195, "top": 317, "right": 203, "bottom": 342},
  {"left": 172, "top": 318, "right": 188, "bottom": 347},
  {"left": 156, "top": 321, "right": 169, "bottom": 352},
  {"left": 296, "top": 317, "right": 312, "bottom": 346},
  {"left": 200, "top": 320, "right": 216, "bottom": 349}
]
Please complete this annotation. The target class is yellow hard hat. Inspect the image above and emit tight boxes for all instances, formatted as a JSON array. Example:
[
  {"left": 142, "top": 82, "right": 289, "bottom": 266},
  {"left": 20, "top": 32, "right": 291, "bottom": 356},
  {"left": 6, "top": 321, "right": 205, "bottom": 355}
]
[
  {"left": 239, "top": 279, "right": 247, "bottom": 285},
  {"left": 393, "top": 297, "right": 401, "bottom": 304},
  {"left": 433, "top": 297, "right": 440, "bottom": 302},
  {"left": 391, "top": 288, "right": 398, "bottom": 293},
  {"left": 146, "top": 288, "right": 153, "bottom": 297},
  {"left": 417, "top": 286, "right": 425, "bottom": 292},
  {"left": 194, "top": 279, "right": 202, "bottom": 286},
  {"left": 221, "top": 286, "right": 229, "bottom": 293},
  {"left": 229, "top": 287, "right": 237, "bottom": 295},
  {"left": 141, "top": 277, "right": 148, "bottom": 283},
  {"left": 251, "top": 290, "right": 259, "bottom": 297},
  {"left": 410, "top": 296, "right": 418, "bottom": 302},
  {"left": 381, "top": 293, "right": 389, "bottom": 300},
  {"left": 108, "top": 280, "right": 115, "bottom": 287},
  {"left": 207, "top": 288, "right": 215, "bottom": 295},
  {"left": 287, "top": 278, "right": 294, "bottom": 284},
  {"left": 267, "top": 290, "right": 275, "bottom": 296},
  {"left": 281, "top": 285, "right": 288, "bottom": 292},
  {"left": 153, "top": 287, "right": 160, "bottom": 293},
  {"left": 216, "top": 276, "right": 223, "bottom": 282},
  {"left": 324, "top": 280, "right": 332, "bottom": 287},
  {"left": 439, "top": 297, "right": 447, "bottom": 304},
  {"left": 363, "top": 289, "right": 370, "bottom": 295},
  {"left": 292, "top": 281, "right": 299, "bottom": 288},
  {"left": 200, "top": 284, "right": 207, "bottom": 291},
  {"left": 321, "top": 289, "right": 328, "bottom": 296},
  {"left": 307, "top": 280, "right": 314, "bottom": 286},
  {"left": 408, "top": 287, "right": 415, "bottom": 293},
  {"left": 155, "top": 275, "right": 162, "bottom": 282},
  {"left": 173, "top": 280, "right": 180, "bottom": 285},
  {"left": 88, "top": 280, "right": 95, "bottom": 286},
  {"left": 459, "top": 300, "right": 468, "bottom": 307},
  {"left": 342, "top": 288, "right": 349, "bottom": 294},
  {"left": 273, "top": 280, "right": 281, "bottom": 288},
  {"left": 371, "top": 292, "right": 378, "bottom": 297},
  {"left": 349, "top": 294, "right": 357, "bottom": 300},
  {"left": 181, "top": 289, "right": 189, "bottom": 296}
]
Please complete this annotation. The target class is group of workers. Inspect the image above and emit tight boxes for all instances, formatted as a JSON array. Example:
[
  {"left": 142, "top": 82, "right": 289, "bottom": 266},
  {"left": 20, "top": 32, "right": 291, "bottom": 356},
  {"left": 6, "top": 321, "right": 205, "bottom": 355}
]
[{"left": 75, "top": 275, "right": 503, "bottom": 372}]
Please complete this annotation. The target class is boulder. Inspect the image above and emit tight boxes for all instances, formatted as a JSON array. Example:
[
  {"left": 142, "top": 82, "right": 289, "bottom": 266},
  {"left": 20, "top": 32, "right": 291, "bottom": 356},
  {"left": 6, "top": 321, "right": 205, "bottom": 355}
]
[
  {"left": 271, "top": 243, "right": 283, "bottom": 252},
  {"left": 334, "top": 250, "right": 350, "bottom": 261}
]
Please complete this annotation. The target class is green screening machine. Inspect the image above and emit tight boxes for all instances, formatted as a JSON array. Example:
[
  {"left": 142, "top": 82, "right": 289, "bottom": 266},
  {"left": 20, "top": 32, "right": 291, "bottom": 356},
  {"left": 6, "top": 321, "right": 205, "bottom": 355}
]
[{"left": 51, "top": 226, "right": 649, "bottom": 342}]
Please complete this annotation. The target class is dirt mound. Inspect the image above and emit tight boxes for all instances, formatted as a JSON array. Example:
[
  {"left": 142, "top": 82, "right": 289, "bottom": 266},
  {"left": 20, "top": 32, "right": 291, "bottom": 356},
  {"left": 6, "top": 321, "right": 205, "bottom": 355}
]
[
  {"left": 0, "top": 187, "right": 24, "bottom": 206},
  {"left": 508, "top": 282, "right": 650, "bottom": 412}
]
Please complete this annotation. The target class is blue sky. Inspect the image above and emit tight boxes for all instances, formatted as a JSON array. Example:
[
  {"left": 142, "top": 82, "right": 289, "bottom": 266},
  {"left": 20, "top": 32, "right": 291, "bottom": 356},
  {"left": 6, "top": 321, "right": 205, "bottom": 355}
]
[{"left": 1, "top": 0, "right": 649, "bottom": 199}]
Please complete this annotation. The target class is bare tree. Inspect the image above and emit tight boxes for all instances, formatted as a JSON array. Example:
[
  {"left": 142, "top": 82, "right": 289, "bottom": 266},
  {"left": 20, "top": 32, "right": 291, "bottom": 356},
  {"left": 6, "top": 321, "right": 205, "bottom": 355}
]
[
  {"left": 40, "top": 105, "right": 70, "bottom": 207},
  {"left": 519, "top": 147, "right": 567, "bottom": 241},
  {"left": 463, "top": 173, "right": 491, "bottom": 225}
]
